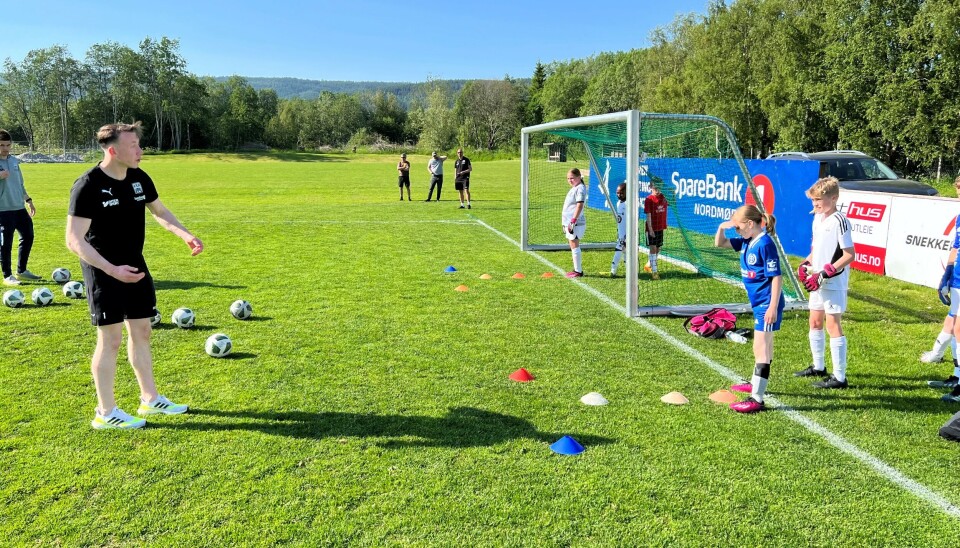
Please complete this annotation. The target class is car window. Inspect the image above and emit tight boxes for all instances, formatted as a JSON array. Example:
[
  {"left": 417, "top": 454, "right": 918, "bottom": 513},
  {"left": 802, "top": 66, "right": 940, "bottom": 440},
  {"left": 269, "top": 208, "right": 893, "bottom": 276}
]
[
  {"left": 827, "top": 160, "right": 863, "bottom": 180},
  {"left": 859, "top": 158, "right": 898, "bottom": 180}
]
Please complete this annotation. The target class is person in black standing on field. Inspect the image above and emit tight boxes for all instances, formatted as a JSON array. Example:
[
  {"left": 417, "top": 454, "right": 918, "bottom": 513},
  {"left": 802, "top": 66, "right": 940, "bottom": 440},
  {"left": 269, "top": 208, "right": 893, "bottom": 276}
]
[
  {"left": 455, "top": 148, "right": 472, "bottom": 209},
  {"left": 397, "top": 153, "right": 411, "bottom": 201}
]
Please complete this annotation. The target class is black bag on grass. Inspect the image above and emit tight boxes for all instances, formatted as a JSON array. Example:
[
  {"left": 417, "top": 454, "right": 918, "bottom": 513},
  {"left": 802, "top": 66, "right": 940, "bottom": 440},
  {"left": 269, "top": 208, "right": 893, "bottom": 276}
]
[{"left": 939, "top": 411, "right": 960, "bottom": 442}]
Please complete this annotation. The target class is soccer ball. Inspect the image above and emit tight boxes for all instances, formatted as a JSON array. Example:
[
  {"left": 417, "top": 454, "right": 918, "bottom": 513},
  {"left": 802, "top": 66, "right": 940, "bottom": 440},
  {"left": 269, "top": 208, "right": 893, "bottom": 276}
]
[
  {"left": 52, "top": 268, "right": 71, "bottom": 284},
  {"left": 171, "top": 307, "right": 195, "bottom": 329},
  {"left": 205, "top": 333, "right": 233, "bottom": 358},
  {"left": 230, "top": 299, "right": 253, "bottom": 320},
  {"left": 31, "top": 287, "right": 54, "bottom": 306},
  {"left": 3, "top": 289, "right": 25, "bottom": 308},
  {"left": 150, "top": 309, "right": 162, "bottom": 327},
  {"left": 63, "top": 281, "right": 85, "bottom": 299}
]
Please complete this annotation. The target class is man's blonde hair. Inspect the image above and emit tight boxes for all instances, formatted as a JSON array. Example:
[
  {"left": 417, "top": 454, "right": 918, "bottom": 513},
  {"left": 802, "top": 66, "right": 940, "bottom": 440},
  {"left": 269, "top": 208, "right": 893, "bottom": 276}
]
[
  {"left": 806, "top": 176, "right": 840, "bottom": 199},
  {"left": 96, "top": 121, "right": 143, "bottom": 148}
]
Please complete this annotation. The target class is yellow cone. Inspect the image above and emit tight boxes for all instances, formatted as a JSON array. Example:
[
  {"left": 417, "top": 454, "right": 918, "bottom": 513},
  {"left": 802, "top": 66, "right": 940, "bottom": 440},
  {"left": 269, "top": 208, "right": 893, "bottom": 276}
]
[
  {"left": 660, "top": 391, "right": 689, "bottom": 405},
  {"left": 454, "top": 285, "right": 469, "bottom": 292},
  {"left": 479, "top": 273, "right": 493, "bottom": 280}
]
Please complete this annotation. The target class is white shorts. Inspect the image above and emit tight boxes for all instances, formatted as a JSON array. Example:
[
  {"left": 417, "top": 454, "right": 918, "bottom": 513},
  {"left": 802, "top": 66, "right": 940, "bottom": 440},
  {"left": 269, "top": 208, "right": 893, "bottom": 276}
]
[
  {"left": 808, "top": 286, "right": 847, "bottom": 314},
  {"left": 949, "top": 287, "right": 960, "bottom": 316},
  {"left": 564, "top": 224, "right": 585, "bottom": 241}
]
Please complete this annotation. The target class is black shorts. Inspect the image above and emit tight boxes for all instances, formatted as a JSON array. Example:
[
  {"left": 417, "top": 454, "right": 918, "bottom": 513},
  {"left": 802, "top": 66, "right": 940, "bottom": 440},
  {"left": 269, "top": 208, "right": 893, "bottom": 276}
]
[
  {"left": 646, "top": 230, "right": 664, "bottom": 247},
  {"left": 455, "top": 179, "right": 470, "bottom": 191},
  {"left": 398, "top": 176, "right": 410, "bottom": 188},
  {"left": 82, "top": 263, "right": 157, "bottom": 326}
]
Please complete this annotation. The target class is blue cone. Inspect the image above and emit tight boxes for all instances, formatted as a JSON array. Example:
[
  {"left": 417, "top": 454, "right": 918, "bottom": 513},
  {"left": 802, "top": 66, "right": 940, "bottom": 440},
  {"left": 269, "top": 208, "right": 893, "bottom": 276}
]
[
  {"left": 444, "top": 266, "right": 457, "bottom": 273},
  {"left": 550, "top": 435, "right": 585, "bottom": 455}
]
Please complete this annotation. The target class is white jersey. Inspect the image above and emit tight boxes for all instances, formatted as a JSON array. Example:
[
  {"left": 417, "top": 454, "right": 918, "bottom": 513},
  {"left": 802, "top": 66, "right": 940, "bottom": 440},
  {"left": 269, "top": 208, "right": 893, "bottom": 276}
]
[
  {"left": 562, "top": 183, "right": 587, "bottom": 227},
  {"left": 810, "top": 210, "right": 855, "bottom": 291},
  {"left": 616, "top": 200, "right": 627, "bottom": 241}
]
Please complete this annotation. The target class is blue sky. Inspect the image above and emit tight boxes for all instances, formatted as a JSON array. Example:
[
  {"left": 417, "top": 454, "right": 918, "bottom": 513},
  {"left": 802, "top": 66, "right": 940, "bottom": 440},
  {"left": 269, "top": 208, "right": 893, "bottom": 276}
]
[{"left": 10, "top": 0, "right": 708, "bottom": 82}]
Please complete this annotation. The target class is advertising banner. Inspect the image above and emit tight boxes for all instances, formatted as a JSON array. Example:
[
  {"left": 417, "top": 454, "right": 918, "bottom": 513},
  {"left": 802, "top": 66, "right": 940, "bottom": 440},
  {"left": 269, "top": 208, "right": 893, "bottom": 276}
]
[{"left": 882, "top": 196, "right": 958, "bottom": 288}]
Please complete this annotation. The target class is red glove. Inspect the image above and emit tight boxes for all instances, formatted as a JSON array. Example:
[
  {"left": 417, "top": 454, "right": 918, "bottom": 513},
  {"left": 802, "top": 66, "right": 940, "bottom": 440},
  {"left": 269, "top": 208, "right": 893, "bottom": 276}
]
[
  {"left": 797, "top": 260, "right": 811, "bottom": 282},
  {"left": 822, "top": 264, "right": 838, "bottom": 278},
  {"left": 803, "top": 274, "right": 821, "bottom": 292}
]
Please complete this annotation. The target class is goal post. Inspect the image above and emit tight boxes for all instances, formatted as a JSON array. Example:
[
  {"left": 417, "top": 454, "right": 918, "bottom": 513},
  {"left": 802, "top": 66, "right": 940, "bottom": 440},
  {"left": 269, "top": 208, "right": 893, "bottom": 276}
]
[{"left": 520, "top": 110, "right": 807, "bottom": 317}]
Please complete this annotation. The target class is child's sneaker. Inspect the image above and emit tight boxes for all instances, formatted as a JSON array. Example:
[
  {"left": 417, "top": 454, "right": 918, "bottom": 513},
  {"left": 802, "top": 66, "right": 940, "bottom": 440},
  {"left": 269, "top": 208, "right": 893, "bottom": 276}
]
[
  {"left": 813, "top": 375, "right": 848, "bottom": 389},
  {"left": 730, "top": 383, "right": 752, "bottom": 393},
  {"left": 137, "top": 395, "right": 189, "bottom": 416},
  {"left": 565, "top": 271, "right": 583, "bottom": 278},
  {"left": 928, "top": 376, "right": 959, "bottom": 389},
  {"left": 91, "top": 406, "right": 146, "bottom": 430},
  {"left": 920, "top": 350, "right": 945, "bottom": 364},
  {"left": 793, "top": 365, "right": 828, "bottom": 378},
  {"left": 942, "top": 386, "right": 960, "bottom": 403},
  {"left": 730, "top": 397, "right": 764, "bottom": 413}
]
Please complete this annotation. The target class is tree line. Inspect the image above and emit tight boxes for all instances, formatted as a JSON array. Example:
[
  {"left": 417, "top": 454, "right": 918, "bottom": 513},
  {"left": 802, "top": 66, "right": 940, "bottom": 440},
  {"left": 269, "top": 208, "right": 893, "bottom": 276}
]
[{"left": 2, "top": 0, "right": 958, "bottom": 175}]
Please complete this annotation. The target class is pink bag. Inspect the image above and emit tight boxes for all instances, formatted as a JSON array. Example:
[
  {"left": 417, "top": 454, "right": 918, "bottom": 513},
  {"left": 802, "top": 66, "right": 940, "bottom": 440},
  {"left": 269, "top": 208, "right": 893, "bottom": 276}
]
[{"left": 684, "top": 308, "right": 737, "bottom": 339}]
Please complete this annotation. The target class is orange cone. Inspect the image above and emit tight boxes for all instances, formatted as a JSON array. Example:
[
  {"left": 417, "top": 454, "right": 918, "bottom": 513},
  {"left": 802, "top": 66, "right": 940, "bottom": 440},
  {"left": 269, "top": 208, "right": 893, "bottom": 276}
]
[
  {"left": 660, "top": 391, "right": 689, "bottom": 405},
  {"left": 541, "top": 272, "right": 555, "bottom": 278},
  {"left": 454, "top": 285, "right": 469, "bottom": 292},
  {"left": 709, "top": 389, "right": 738, "bottom": 404},
  {"left": 509, "top": 368, "right": 535, "bottom": 382},
  {"left": 479, "top": 273, "right": 493, "bottom": 280},
  {"left": 512, "top": 273, "right": 526, "bottom": 279}
]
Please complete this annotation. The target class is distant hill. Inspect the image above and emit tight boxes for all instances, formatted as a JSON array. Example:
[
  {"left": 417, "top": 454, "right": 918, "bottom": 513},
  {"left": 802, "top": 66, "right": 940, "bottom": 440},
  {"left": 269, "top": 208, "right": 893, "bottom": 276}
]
[{"left": 213, "top": 77, "right": 470, "bottom": 106}]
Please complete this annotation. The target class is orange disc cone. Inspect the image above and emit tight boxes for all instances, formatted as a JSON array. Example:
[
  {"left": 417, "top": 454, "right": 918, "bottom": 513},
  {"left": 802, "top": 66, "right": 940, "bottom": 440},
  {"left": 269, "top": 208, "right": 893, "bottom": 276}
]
[
  {"left": 479, "top": 273, "right": 493, "bottom": 280},
  {"left": 512, "top": 273, "right": 526, "bottom": 279},
  {"left": 509, "top": 368, "right": 535, "bottom": 382},
  {"left": 709, "top": 389, "right": 738, "bottom": 404},
  {"left": 541, "top": 272, "right": 555, "bottom": 278},
  {"left": 660, "top": 391, "right": 689, "bottom": 405},
  {"left": 454, "top": 285, "right": 469, "bottom": 292}
]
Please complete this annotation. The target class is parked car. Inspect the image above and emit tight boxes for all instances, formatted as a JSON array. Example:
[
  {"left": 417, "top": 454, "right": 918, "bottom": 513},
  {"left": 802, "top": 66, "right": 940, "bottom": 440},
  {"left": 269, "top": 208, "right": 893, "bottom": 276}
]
[{"left": 766, "top": 150, "right": 938, "bottom": 196}]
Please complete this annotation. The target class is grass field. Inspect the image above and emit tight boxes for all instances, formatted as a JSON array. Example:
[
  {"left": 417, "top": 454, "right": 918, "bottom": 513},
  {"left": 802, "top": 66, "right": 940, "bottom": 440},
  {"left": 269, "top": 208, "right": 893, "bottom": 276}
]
[{"left": 2, "top": 151, "right": 959, "bottom": 546}]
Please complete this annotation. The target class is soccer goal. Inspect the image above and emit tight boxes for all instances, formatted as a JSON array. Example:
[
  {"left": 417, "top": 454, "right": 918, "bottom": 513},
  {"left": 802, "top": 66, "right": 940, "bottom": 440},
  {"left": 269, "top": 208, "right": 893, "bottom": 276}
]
[{"left": 520, "top": 110, "right": 807, "bottom": 317}]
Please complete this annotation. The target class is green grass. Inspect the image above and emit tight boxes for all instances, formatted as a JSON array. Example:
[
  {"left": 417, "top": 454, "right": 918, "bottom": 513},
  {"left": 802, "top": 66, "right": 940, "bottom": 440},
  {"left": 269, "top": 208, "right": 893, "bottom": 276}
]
[{"left": 2, "top": 152, "right": 959, "bottom": 546}]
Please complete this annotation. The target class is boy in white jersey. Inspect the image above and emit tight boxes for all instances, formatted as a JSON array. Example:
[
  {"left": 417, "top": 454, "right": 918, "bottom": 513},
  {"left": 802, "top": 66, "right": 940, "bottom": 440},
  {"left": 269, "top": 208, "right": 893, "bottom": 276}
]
[
  {"left": 610, "top": 183, "right": 628, "bottom": 276},
  {"left": 793, "top": 176, "right": 856, "bottom": 389},
  {"left": 562, "top": 168, "right": 586, "bottom": 278}
]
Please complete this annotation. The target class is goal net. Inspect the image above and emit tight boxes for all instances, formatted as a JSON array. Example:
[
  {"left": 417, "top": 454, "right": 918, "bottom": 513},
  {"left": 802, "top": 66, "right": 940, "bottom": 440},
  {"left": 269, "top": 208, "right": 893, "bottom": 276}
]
[{"left": 520, "top": 111, "right": 806, "bottom": 317}]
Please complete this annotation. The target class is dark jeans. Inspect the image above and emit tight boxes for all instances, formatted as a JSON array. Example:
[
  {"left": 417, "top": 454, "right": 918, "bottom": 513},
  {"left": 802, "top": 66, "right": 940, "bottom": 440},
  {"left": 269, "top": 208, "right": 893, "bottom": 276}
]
[
  {"left": 0, "top": 209, "right": 34, "bottom": 277},
  {"left": 426, "top": 174, "right": 443, "bottom": 201}
]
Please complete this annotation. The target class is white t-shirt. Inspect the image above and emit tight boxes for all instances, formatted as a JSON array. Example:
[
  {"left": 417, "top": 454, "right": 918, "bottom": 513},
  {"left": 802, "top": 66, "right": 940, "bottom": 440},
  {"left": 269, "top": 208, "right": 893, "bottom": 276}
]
[
  {"left": 562, "top": 183, "right": 587, "bottom": 226},
  {"left": 616, "top": 200, "right": 627, "bottom": 242},
  {"left": 810, "top": 210, "right": 855, "bottom": 290}
]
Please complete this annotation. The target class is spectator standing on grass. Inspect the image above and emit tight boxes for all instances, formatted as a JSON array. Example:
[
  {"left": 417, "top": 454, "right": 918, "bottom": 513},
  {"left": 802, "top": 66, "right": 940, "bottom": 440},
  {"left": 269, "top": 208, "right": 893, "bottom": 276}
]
[
  {"left": 425, "top": 151, "right": 446, "bottom": 202},
  {"left": 793, "top": 176, "right": 856, "bottom": 390},
  {"left": 715, "top": 205, "right": 784, "bottom": 413},
  {"left": 397, "top": 153, "right": 411, "bottom": 201},
  {"left": 0, "top": 129, "right": 40, "bottom": 286},
  {"left": 562, "top": 168, "right": 586, "bottom": 278},
  {"left": 66, "top": 121, "right": 204, "bottom": 430},
  {"left": 454, "top": 148, "right": 472, "bottom": 209}
]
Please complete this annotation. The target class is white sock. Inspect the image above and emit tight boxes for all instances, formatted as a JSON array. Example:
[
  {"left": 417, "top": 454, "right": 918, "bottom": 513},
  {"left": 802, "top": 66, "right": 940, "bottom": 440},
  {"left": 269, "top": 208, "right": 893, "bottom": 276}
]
[
  {"left": 650, "top": 253, "right": 658, "bottom": 272},
  {"left": 751, "top": 375, "right": 768, "bottom": 403},
  {"left": 953, "top": 362, "right": 960, "bottom": 379},
  {"left": 952, "top": 337, "right": 958, "bottom": 360},
  {"left": 831, "top": 336, "right": 847, "bottom": 381},
  {"left": 611, "top": 250, "right": 623, "bottom": 273},
  {"left": 572, "top": 247, "right": 582, "bottom": 273},
  {"left": 809, "top": 330, "right": 826, "bottom": 370},
  {"left": 934, "top": 331, "right": 952, "bottom": 355}
]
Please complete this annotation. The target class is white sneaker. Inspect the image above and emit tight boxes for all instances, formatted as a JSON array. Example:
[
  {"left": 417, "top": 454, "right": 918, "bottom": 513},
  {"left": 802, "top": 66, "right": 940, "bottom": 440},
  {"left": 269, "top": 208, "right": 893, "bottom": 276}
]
[
  {"left": 920, "top": 350, "right": 945, "bottom": 364},
  {"left": 3, "top": 275, "right": 20, "bottom": 286},
  {"left": 91, "top": 406, "right": 146, "bottom": 430},
  {"left": 137, "top": 395, "right": 189, "bottom": 416}
]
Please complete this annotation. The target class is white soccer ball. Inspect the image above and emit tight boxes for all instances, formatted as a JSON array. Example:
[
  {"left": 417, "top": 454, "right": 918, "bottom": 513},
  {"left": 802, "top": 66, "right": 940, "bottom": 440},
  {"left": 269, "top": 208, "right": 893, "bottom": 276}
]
[
  {"left": 171, "top": 307, "right": 195, "bottom": 329},
  {"left": 150, "top": 309, "right": 162, "bottom": 327},
  {"left": 205, "top": 333, "right": 233, "bottom": 358},
  {"left": 3, "top": 289, "right": 25, "bottom": 308},
  {"left": 52, "top": 268, "right": 71, "bottom": 284},
  {"left": 31, "top": 287, "right": 54, "bottom": 306},
  {"left": 63, "top": 281, "right": 84, "bottom": 299},
  {"left": 230, "top": 299, "right": 253, "bottom": 320}
]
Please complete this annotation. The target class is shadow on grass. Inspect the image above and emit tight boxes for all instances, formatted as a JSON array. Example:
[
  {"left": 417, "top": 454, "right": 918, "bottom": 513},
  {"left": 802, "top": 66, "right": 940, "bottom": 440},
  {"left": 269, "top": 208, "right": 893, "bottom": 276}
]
[
  {"left": 221, "top": 352, "right": 257, "bottom": 360},
  {"left": 773, "top": 389, "right": 957, "bottom": 414},
  {"left": 152, "top": 406, "right": 615, "bottom": 448},
  {"left": 848, "top": 289, "right": 942, "bottom": 324},
  {"left": 154, "top": 280, "right": 245, "bottom": 291}
]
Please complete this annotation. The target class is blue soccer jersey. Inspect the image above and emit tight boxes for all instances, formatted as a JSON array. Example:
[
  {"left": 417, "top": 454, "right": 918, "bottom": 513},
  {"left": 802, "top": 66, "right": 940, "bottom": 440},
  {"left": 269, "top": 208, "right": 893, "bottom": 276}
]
[
  {"left": 730, "top": 232, "right": 785, "bottom": 331},
  {"left": 951, "top": 215, "right": 960, "bottom": 289}
]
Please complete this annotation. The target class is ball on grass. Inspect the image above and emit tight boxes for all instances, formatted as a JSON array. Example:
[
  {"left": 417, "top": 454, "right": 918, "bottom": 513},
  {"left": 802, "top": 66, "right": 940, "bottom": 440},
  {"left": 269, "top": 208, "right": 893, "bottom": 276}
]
[{"left": 205, "top": 333, "right": 233, "bottom": 358}]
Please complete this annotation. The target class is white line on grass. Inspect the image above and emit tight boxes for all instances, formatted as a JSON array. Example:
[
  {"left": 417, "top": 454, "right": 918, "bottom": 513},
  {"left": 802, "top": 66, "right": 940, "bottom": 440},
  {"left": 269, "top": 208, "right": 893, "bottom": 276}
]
[{"left": 472, "top": 217, "right": 960, "bottom": 521}]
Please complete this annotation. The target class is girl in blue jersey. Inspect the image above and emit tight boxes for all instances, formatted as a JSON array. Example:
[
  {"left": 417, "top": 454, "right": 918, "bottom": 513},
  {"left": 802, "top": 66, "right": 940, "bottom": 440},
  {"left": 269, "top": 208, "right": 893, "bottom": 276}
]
[{"left": 715, "top": 205, "right": 784, "bottom": 413}]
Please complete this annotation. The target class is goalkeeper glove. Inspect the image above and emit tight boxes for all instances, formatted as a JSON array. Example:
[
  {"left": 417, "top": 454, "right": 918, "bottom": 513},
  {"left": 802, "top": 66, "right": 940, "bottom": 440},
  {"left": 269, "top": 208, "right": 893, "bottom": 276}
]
[
  {"left": 939, "top": 264, "right": 954, "bottom": 306},
  {"left": 797, "top": 260, "right": 811, "bottom": 283}
]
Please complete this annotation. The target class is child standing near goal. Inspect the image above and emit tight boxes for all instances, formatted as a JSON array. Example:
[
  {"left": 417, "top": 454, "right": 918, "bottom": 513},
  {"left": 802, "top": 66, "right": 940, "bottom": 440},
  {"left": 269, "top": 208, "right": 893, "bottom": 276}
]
[
  {"left": 715, "top": 205, "right": 784, "bottom": 413},
  {"left": 610, "top": 183, "right": 629, "bottom": 276},
  {"left": 563, "top": 168, "right": 586, "bottom": 278},
  {"left": 793, "top": 176, "right": 856, "bottom": 389},
  {"left": 643, "top": 179, "right": 668, "bottom": 280}
]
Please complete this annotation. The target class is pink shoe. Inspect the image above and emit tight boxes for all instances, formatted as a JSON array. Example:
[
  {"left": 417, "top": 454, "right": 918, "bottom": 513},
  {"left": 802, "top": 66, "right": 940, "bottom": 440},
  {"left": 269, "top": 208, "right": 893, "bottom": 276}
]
[
  {"left": 730, "top": 383, "right": 752, "bottom": 393},
  {"left": 565, "top": 271, "right": 584, "bottom": 278},
  {"left": 730, "top": 398, "right": 765, "bottom": 413}
]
